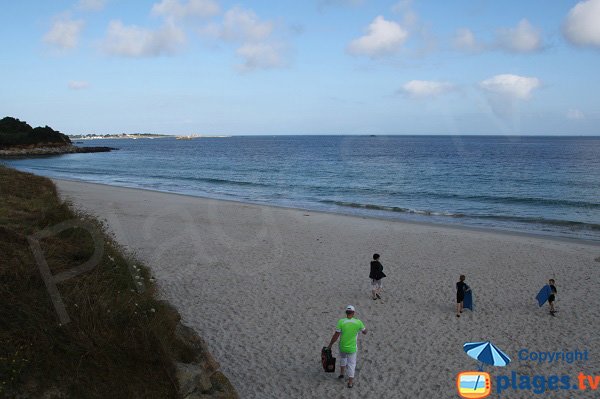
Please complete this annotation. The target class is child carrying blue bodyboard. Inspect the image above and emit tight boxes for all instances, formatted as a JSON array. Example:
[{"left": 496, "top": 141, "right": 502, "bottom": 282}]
[{"left": 536, "top": 279, "right": 558, "bottom": 316}]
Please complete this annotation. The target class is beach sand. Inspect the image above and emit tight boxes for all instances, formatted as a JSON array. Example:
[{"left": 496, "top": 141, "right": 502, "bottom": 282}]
[{"left": 54, "top": 179, "right": 600, "bottom": 399}]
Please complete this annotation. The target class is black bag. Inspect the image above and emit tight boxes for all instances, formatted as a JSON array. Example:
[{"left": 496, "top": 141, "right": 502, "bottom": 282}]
[{"left": 321, "top": 347, "right": 336, "bottom": 373}]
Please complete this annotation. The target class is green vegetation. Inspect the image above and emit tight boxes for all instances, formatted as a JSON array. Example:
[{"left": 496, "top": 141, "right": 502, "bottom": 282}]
[
  {"left": 0, "top": 166, "right": 193, "bottom": 398},
  {"left": 0, "top": 117, "right": 71, "bottom": 148}
]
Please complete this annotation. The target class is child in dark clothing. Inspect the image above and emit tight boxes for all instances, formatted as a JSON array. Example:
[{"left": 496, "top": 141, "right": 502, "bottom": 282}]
[
  {"left": 369, "top": 253, "right": 386, "bottom": 300},
  {"left": 456, "top": 275, "right": 470, "bottom": 317},
  {"left": 548, "top": 279, "right": 557, "bottom": 316}
]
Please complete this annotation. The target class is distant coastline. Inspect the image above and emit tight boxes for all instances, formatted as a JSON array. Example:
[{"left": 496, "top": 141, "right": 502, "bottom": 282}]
[
  {"left": 70, "top": 133, "right": 170, "bottom": 140},
  {"left": 71, "top": 133, "right": 231, "bottom": 140}
]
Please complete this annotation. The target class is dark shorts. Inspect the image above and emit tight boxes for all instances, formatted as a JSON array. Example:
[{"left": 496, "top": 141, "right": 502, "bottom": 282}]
[
  {"left": 548, "top": 294, "right": 555, "bottom": 303},
  {"left": 457, "top": 292, "right": 464, "bottom": 303}
]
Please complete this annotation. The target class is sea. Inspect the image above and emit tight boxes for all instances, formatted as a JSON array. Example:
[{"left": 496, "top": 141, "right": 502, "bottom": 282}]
[{"left": 3, "top": 135, "right": 599, "bottom": 242}]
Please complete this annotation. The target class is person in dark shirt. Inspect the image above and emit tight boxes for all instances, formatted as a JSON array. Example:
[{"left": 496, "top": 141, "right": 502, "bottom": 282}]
[
  {"left": 369, "top": 253, "right": 386, "bottom": 300},
  {"left": 548, "top": 279, "right": 557, "bottom": 316},
  {"left": 456, "top": 275, "right": 470, "bottom": 317}
]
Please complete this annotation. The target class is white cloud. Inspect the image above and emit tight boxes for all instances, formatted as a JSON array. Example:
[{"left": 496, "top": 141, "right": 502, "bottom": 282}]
[
  {"left": 219, "top": 7, "right": 273, "bottom": 42},
  {"left": 567, "top": 108, "right": 585, "bottom": 120},
  {"left": 496, "top": 19, "right": 543, "bottom": 53},
  {"left": 151, "top": 0, "right": 219, "bottom": 20},
  {"left": 400, "top": 80, "right": 455, "bottom": 98},
  {"left": 453, "top": 28, "right": 484, "bottom": 52},
  {"left": 202, "top": 6, "right": 287, "bottom": 71},
  {"left": 77, "top": 0, "right": 107, "bottom": 12},
  {"left": 102, "top": 20, "right": 186, "bottom": 57},
  {"left": 68, "top": 81, "right": 90, "bottom": 90},
  {"left": 236, "top": 42, "right": 285, "bottom": 71},
  {"left": 479, "top": 74, "right": 541, "bottom": 121},
  {"left": 563, "top": 0, "right": 600, "bottom": 48},
  {"left": 43, "top": 17, "right": 85, "bottom": 50},
  {"left": 479, "top": 74, "right": 540, "bottom": 100},
  {"left": 454, "top": 20, "right": 543, "bottom": 54},
  {"left": 347, "top": 16, "right": 408, "bottom": 57}
]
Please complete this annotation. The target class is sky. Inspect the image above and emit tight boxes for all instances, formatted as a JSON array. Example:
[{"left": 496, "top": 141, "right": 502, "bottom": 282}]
[{"left": 1, "top": 0, "right": 599, "bottom": 135}]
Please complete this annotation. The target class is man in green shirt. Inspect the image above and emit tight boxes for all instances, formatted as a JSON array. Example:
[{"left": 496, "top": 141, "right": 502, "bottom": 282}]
[{"left": 327, "top": 305, "right": 367, "bottom": 388}]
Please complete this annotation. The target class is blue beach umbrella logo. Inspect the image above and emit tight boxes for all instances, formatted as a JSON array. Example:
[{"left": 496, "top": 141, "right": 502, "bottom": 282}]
[{"left": 464, "top": 341, "right": 511, "bottom": 370}]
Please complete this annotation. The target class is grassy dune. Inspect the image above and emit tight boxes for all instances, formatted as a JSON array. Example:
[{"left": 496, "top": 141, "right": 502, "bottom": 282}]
[{"left": 0, "top": 166, "right": 195, "bottom": 398}]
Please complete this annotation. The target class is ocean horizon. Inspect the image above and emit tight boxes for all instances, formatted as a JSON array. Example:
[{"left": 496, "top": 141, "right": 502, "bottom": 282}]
[{"left": 4, "top": 135, "right": 599, "bottom": 241}]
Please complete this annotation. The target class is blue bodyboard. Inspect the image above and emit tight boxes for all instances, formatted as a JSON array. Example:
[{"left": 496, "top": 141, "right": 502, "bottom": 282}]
[
  {"left": 536, "top": 285, "right": 552, "bottom": 307},
  {"left": 463, "top": 290, "right": 473, "bottom": 311}
]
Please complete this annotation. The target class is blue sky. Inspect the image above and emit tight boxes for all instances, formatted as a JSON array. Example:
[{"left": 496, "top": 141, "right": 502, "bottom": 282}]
[{"left": 1, "top": 0, "right": 599, "bottom": 135}]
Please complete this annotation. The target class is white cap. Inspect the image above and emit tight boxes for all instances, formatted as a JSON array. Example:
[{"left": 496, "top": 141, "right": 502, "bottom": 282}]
[{"left": 346, "top": 305, "right": 355, "bottom": 312}]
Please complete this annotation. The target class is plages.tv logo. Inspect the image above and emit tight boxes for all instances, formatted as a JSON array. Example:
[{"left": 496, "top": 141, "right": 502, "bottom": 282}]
[
  {"left": 457, "top": 371, "right": 491, "bottom": 398},
  {"left": 456, "top": 341, "right": 511, "bottom": 399}
]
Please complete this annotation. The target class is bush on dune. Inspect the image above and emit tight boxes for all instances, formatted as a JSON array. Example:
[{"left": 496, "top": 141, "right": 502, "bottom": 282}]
[{"left": 0, "top": 166, "right": 184, "bottom": 398}]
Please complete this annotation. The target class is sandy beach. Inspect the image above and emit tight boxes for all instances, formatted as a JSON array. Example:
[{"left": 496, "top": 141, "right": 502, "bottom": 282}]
[{"left": 54, "top": 179, "right": 600, "bottom": 399}]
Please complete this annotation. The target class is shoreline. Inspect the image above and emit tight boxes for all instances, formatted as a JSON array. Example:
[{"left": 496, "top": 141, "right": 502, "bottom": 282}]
[{"left": 51, "top": 177, "right": 600, "bottom": 247}]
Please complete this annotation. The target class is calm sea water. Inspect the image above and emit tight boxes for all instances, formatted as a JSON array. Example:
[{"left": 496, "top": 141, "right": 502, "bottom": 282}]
[{"left": 3, "top": 136, "right": 600, "bottom": 241}]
